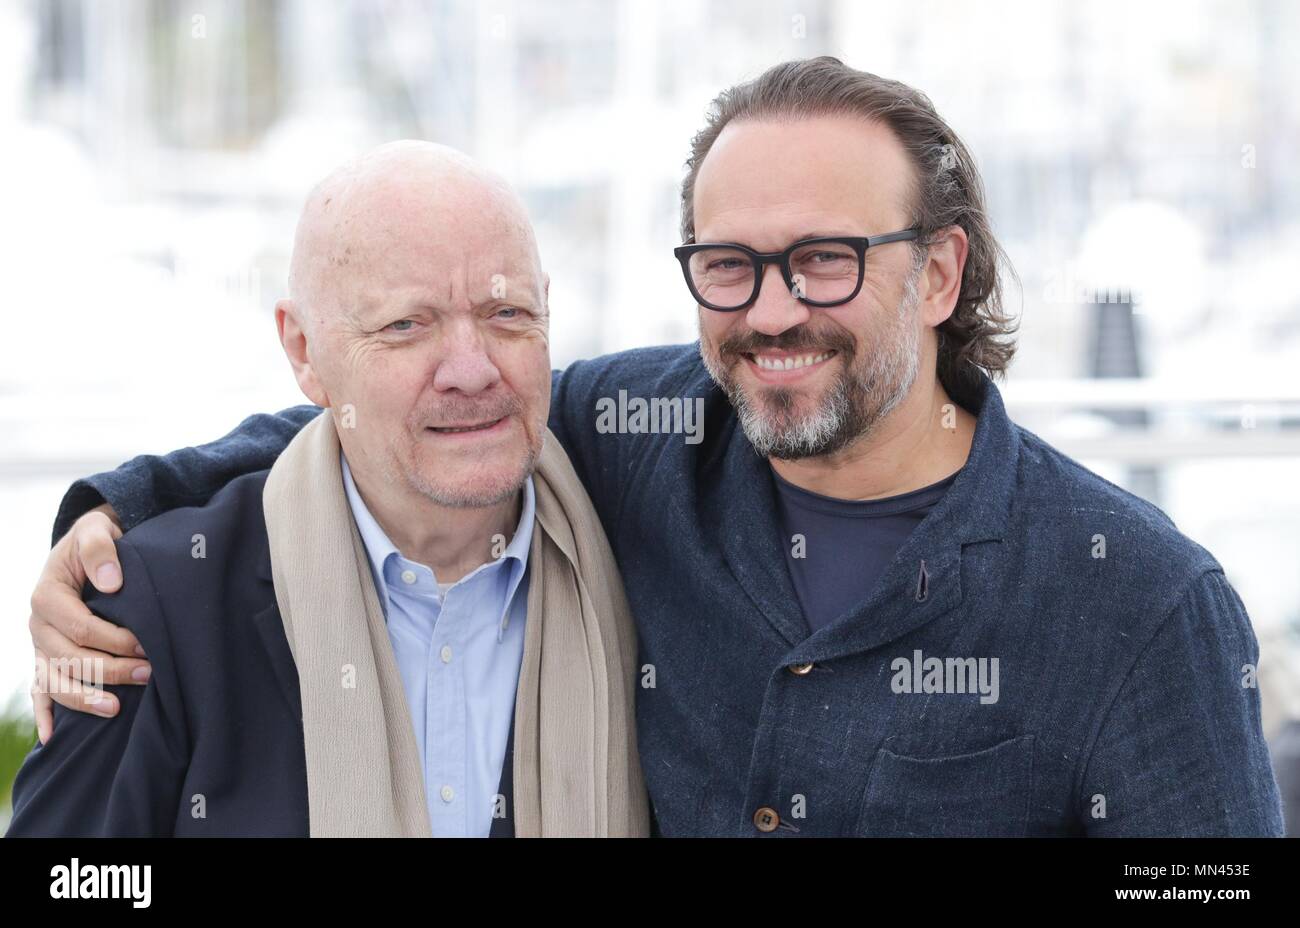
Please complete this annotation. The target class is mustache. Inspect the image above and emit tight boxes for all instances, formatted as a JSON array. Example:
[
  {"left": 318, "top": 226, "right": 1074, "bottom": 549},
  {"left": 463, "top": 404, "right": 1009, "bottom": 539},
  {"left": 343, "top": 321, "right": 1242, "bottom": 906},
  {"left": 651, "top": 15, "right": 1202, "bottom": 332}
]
[
  {"left": 413, "top": 394, "right": 523, "bottom": 427},
  {"left": 715, "top": 325, "right": 856, "bottom": 359}
]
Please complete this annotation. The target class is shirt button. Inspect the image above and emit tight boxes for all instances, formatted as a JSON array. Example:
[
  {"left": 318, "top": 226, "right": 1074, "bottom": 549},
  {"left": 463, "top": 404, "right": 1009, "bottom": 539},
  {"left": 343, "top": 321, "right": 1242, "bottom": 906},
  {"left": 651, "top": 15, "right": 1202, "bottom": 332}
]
[
  {"left": 400, "top": 569, "right": 417, "bottom": 585},
  {"left": 440, "top": 785, "right": 454, "bottom": 802},
  {"left": 440, "top": 645, "right": 452, "bottom": 663},
  {"left": 788, "top": 662, "right": 814, "bottom": 676},
  {"left": 753, "top": 807, "right": 780, "bottom": 833}
]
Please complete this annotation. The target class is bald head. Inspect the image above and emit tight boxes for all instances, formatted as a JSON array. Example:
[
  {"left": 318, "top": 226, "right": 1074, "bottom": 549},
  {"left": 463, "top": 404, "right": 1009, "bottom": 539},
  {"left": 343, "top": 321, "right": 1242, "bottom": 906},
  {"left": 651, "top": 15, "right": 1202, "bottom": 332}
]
[
  {"left": 274, "top": 140, "right": 552, "bottom": 514},
  {"left": 287, "top": 140, "right": 543, "bottom": 329}
]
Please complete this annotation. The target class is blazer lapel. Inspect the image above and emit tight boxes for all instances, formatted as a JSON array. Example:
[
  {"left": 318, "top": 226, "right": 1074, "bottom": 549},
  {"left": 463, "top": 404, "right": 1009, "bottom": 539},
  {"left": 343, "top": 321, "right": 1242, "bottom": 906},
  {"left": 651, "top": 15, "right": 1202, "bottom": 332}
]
[{"left": 251, "top": 534, "right": 303, "bottom": 720}]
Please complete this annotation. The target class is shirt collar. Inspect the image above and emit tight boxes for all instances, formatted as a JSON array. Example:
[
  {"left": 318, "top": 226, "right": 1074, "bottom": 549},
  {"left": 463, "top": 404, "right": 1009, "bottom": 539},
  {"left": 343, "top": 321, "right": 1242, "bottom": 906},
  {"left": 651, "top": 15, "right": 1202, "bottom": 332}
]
[{"left": 340, "top": 452, "right": 535, "bottom": 631}]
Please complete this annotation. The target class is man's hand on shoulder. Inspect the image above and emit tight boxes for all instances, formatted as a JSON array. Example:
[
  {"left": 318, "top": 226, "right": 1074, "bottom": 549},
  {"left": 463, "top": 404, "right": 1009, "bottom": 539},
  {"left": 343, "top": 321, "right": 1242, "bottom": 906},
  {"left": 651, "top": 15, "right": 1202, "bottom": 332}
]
[{"left": 28, "top": 503, "right": 151, "bottom": 744}]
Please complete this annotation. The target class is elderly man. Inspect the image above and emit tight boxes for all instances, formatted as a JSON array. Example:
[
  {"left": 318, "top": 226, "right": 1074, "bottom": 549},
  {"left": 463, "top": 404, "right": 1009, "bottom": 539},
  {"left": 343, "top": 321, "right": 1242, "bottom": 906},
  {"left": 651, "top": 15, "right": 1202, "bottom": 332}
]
[
  {"left": 8, "top": 142, "right": 648, "bottom": 837},
  {"left": 25, "top": 58, "right": 1283, "bottom": 836}
]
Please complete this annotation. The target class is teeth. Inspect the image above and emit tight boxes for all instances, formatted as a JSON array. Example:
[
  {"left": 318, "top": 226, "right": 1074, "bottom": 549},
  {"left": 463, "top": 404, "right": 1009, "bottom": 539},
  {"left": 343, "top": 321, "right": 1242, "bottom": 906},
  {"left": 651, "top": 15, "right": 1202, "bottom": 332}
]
[{"left": 753, "top": 351, "right": 832, "bottom": 372}]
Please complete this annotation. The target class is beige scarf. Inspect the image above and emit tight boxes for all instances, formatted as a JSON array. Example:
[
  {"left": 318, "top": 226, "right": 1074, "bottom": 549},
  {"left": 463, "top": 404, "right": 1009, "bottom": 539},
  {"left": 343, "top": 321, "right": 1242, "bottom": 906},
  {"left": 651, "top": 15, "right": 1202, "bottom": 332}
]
[{"left": 262, "top": 411, "right": 649, "bottom": 837}]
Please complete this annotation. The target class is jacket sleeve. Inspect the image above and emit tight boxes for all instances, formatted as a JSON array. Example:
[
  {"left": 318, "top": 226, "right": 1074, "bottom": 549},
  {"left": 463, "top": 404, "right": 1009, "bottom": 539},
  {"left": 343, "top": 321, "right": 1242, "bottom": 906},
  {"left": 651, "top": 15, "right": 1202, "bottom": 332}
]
[
  {"left": 1078, "top": 568, "right": 1285, "bottom": 836},
  {"left": 52, "top": 405, "right": 321, "bottom": 542},
  {"left": 6, "top": 538, "right": 191, "bottom": 837}
]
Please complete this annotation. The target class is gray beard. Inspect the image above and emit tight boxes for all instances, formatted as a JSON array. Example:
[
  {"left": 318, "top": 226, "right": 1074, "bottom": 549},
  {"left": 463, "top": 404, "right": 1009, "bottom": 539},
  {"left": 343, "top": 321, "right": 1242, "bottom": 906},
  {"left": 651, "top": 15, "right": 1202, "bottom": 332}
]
[{"left": 701, "top": 271, "right": 922, "bottom": 461}]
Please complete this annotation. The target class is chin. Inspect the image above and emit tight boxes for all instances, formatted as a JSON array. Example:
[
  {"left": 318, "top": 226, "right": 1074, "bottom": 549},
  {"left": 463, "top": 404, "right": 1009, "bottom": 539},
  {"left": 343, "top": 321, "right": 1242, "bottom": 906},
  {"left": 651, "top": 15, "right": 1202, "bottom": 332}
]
[
  {"left": 749, "top": 383, "right": 824, "bottom": 417},
  {"left": 408, "top": 458, "right": 534, "bottom": 509}
]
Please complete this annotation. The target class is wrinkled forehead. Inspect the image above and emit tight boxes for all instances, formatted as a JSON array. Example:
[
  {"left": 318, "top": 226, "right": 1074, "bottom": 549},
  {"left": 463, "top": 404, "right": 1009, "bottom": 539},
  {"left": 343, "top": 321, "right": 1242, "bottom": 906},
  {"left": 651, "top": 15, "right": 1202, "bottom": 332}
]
[
  {"left": 692, "top": 115, "right": 917, "bottom": 247},
  {"left": 353, "top": 178, "right": 538, "bottom": 278},
  {"left": 292, "top": 155, "right": 544, "bottom": 309}
]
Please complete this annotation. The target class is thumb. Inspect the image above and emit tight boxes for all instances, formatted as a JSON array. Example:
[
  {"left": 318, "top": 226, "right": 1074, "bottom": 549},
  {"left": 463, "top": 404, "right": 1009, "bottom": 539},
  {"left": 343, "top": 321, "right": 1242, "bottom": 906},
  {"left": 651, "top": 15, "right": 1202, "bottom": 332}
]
[{"left": 74, "top": 513, "right": 124, "bottom": 594}]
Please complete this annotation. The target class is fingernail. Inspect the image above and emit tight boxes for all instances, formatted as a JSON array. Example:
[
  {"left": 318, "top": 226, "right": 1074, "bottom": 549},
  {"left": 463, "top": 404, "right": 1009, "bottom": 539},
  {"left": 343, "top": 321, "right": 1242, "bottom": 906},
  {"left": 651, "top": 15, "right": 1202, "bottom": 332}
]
[
  {"left": 134, "top": 644, "right": 147, "bottom": 658},
  {"left": 86, "top": 694, "right": 115, "bottom": 715},
  {"left": 131, "top": 666, "right": 151, "bottom": 683},
  {"left": 96, "top": 563, "right": 120, "bottom": 587}
]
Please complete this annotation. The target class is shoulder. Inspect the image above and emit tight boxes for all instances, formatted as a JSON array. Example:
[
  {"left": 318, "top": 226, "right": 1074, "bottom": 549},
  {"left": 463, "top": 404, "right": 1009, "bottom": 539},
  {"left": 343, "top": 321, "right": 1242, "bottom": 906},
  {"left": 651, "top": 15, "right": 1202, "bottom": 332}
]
[
  {"left": 113, "top": 469, "right": 271, "bottom": 568},
  {"left": 89, "top": 470, "right": 273, "bottom": 646},
  {"left": 547, "top": 344, "right": 720, "bottom": 499},
  {"left": 554, "top": 343, "right": 712, "bottom": 407},
  {"left": 1009, "top": 423, "right": 1222, "bottom": 613}
]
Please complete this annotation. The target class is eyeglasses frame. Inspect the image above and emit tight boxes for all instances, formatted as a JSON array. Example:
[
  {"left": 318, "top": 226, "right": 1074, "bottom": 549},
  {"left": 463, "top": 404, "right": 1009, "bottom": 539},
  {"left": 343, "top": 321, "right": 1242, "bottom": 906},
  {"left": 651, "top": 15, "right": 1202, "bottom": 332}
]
[{"left": 673, "top": 228, "right": 922, "bottom": 312}]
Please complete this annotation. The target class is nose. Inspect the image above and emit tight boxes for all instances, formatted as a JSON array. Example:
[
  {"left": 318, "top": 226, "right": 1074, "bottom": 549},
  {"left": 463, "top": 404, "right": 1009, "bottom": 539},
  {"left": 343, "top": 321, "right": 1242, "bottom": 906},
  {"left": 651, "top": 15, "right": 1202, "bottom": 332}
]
[
  {"left": 431, "top": 320, "right": 502, "bottom": 395},
  {"left": 744, "top": 262, "right": 811, "bottom": 336}
]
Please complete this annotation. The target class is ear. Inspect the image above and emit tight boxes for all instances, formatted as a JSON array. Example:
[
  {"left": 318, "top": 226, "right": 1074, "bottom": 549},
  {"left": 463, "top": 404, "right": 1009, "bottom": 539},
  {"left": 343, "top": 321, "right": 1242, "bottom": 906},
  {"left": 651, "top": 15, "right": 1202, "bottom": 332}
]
[
  {"left": 918, "top": 225, "right": 969, "bottom": 327},
  {"left": 275, "top": 299, "right": 330, "bottom": 408}
]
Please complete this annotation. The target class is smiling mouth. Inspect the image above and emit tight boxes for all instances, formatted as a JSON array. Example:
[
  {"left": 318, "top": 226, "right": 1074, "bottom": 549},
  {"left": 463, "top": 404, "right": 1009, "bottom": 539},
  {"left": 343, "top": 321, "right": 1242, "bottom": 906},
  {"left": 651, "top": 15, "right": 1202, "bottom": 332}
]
[
  {"left": 745, "top": 350, "right": 837, "bottom": 372},
  {"left": 427, "top": 417, "right": 505, "bottom": 434}
]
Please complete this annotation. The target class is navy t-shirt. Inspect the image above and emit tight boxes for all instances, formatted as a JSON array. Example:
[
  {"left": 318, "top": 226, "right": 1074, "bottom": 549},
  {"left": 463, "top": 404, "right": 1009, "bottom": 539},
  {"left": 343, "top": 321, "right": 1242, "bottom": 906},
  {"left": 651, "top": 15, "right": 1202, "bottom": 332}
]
[{"left": 773, "top": 465, "right": 962, "bottom": 634}]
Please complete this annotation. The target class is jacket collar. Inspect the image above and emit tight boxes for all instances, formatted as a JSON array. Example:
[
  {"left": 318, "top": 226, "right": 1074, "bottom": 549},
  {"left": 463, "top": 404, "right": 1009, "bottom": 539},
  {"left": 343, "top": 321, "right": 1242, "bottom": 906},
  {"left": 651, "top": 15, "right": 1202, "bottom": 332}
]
[
  {"left": 704, "top": 370, "right": 1020, "bottom": 661},
  {"left": 702, "top": 408, "right": 808, "bottom": 647}
]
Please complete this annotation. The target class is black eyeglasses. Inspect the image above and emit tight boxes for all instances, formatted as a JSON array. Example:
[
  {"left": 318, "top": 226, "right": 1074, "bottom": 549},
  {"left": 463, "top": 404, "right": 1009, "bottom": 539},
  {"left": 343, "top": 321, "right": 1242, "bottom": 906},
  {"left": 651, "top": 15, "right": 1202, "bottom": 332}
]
[{"left": 673, "top": 228, "right": 921, "bottom": 312}]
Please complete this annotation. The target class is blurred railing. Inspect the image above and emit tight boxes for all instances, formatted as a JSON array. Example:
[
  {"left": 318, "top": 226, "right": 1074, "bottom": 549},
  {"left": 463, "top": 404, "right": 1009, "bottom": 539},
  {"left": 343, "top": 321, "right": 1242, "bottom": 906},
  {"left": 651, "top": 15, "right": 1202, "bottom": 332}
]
[
  {"left": 2, "top": 379, "right": 1300, "bottom": 476},
  {"left": 1000, "top": 378, "right": 1300, "bottom": 462}
]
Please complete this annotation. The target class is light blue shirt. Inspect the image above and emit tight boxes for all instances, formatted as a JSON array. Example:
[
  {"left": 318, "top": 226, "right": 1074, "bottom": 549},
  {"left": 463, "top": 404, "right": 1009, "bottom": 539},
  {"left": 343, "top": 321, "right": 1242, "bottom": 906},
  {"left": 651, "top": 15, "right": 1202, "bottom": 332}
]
[{"left": 341, "top": 454, "right": 532, "bottom": 837}]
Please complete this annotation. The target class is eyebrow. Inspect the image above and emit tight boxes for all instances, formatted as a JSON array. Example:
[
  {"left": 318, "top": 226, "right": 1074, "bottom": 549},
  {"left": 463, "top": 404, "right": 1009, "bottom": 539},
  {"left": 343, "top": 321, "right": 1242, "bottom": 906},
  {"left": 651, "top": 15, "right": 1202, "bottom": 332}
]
[{"left": 704, "top": 230, "right": 862, "bottom": 250}]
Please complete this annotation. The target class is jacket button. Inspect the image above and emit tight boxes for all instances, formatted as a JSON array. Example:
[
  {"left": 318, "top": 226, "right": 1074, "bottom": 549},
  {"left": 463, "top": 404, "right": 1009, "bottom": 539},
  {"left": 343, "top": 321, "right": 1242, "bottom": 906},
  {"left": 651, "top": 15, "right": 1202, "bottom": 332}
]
[
  {"left": 787, "top": 662, "right": 814, "bottom": 676},
  {"left": 753, "top": 807, "right": 781, "bottom": 833}
]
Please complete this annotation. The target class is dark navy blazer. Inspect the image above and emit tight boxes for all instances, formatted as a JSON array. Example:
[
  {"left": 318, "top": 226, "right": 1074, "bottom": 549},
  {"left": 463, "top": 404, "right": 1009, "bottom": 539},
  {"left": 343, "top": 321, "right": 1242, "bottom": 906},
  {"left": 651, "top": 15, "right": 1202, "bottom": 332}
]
[
  {"left": 42, "top": 343, "right": 1286, "bottom": 837},
  {"left": 9, "top": 471, "right": 514, "bottom": 837}
]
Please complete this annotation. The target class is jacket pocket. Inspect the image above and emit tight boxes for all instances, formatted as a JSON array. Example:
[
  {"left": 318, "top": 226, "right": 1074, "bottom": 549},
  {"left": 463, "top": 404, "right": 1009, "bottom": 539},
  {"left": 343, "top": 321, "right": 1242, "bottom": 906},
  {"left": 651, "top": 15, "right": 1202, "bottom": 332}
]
[{"left": 856, "top": 734, "right": 1034, "bottom": 837}]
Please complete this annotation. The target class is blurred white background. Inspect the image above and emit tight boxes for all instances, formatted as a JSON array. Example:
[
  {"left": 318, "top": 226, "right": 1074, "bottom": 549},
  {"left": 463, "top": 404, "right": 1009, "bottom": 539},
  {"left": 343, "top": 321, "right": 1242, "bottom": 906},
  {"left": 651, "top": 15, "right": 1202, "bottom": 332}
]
[{"left": 1, "top": 0, "right": 1298, "bottom": 743}]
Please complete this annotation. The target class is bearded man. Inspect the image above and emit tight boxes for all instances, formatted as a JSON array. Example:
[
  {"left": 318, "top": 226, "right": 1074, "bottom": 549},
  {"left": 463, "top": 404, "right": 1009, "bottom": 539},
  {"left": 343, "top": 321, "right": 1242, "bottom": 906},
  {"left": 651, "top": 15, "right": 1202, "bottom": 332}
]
[{"left": 26, "top": 58, "right": 1282, "bottom": 837}]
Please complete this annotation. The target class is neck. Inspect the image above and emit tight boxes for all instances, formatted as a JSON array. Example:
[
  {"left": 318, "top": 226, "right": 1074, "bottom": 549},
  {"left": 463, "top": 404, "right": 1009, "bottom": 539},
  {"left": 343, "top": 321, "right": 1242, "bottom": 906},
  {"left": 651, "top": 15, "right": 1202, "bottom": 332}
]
[
  {"left": 350, "top": 465, "right": 521, "bottom": 585},
  {"left": 769, "top": 376, "right": 977, "bottom": 501}
]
